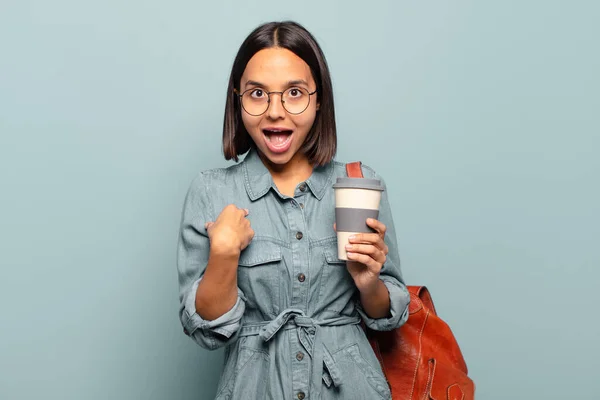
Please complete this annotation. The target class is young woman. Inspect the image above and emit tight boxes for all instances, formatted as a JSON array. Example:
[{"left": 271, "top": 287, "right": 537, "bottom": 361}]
[{"left": 177, "top": 21, "right": 410, "bottom": 400}]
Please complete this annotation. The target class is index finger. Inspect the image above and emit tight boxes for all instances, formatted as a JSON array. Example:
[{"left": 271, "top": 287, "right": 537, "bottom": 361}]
[{"left": 366, "top": 218, "right": 387, "bottom": 236}]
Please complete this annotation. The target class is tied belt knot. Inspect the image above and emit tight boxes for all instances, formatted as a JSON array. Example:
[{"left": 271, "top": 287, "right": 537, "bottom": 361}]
[{"left": 239, "top": 308, "right": 361, "bottom": 399}]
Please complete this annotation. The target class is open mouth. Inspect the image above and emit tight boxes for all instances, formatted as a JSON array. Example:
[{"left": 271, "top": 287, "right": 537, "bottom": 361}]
[{"left": 262, "top": 128, "right": 293, "bottom": 153}]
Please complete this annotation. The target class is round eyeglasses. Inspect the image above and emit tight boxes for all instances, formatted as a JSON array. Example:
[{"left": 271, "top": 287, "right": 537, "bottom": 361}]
[{"left": 235, "top": 87, "right": 318, "bottom": 116}]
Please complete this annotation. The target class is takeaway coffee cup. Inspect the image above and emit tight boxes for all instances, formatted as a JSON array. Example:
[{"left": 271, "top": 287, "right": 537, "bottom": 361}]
[{"left": 332, "top": 177, "right": 385, "bottom": 260}]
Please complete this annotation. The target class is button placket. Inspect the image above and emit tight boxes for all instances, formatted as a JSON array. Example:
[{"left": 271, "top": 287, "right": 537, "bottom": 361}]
[
  {"left": 289, "top": 321, "right": 309, "bottom": 400},
  {"left": 287, "top": 185, "right": 310, "bottom": 398}
]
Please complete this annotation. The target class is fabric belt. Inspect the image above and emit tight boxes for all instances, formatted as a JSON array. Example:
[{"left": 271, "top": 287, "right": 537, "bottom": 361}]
[{"left": 239, "top": 308, "right": 361, "bottom": 399}]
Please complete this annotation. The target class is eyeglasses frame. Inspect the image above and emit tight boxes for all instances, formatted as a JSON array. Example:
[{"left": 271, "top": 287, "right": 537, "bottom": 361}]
[{"left": 234, "top": 87, "right": 318, "bottom": 116}]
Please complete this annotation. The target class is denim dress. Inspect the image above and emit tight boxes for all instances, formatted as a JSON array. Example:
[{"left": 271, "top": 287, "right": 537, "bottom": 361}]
[{"left": 177, "top": 148, "right": 410, "bottom": 400}]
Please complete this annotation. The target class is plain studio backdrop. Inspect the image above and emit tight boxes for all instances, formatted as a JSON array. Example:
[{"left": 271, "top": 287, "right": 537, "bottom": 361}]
[{"left": 1, "top": 1, "right": 598, "bottom": 399}]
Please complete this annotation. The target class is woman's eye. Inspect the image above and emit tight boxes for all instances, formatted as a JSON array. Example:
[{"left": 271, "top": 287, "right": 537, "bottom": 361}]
[
  {"left": 250, "top": 89, "right": 264, "bottom": 98},
  {"left": 288, "top": 88, "right": 302, "bottom": 97}
]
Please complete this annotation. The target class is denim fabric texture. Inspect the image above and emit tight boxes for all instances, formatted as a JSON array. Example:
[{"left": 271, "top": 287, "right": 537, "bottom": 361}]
[{"left": 177, "top": 148, "right": 410, "bottom": 399}]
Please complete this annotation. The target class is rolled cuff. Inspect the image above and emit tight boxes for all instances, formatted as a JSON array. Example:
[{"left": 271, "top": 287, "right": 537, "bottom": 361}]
[
  {"left": 181, "top": 277, "right": 246, "bottom": 349},
  {"left": 357, "top": 276, "right": 410, "bottom": 331}
]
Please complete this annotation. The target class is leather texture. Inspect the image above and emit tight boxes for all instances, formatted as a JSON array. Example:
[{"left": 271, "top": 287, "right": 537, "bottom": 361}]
[
  {"left": 346, "top": 162, "right": 475, "bottom": 400},
  {"left": 345, "top": 161, "right": 364, "bottom": 179}
]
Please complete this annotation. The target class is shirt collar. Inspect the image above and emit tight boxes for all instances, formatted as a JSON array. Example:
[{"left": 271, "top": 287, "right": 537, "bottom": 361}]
[
  {"left": 242, "top": 148, "right": 334, "bottom": 201},
  {"left": 243, "top": 148, "right": 274, "bottom": 201}
]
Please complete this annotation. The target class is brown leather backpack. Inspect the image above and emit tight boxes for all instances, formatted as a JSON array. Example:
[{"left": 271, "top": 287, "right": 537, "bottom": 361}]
[{"left": 346, "top": 162, "right": 475, "bottom": 400}]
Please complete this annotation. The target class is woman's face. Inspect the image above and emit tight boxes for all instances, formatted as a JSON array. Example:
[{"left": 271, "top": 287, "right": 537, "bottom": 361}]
[{"left": 239, "top": 47, "right": 319, "bottom": 169}]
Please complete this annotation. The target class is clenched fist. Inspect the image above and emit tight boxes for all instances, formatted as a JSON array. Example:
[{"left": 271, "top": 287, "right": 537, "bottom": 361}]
[{"left": 205, "top": 204, "right": 254, "bottom": 256}]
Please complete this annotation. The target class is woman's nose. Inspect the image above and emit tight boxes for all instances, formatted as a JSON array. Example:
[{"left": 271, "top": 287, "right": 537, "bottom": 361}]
[{"left": 266, "top": 93, "right": 286, "bottom": 119}]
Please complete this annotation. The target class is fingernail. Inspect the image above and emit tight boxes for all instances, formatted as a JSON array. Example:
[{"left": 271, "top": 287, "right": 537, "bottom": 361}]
[
  {"left": 345, "top": 244, "right": 353, "bottom": 250},
  {"left": 348, "top": 235, "right": 356, "bottom": 240}
]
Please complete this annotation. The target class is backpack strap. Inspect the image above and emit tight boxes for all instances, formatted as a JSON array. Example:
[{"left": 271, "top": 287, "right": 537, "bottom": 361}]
[{"left": 346, "top": 161, "right": 364, "bottom": 178}]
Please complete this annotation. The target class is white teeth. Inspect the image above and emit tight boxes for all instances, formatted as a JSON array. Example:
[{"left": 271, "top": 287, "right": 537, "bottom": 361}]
[
  {"left": 264, "top": 129, "right": 290, "bottom": 133},
  {"left": 264, "top": 130, "right": 292, "bottom": 142}
]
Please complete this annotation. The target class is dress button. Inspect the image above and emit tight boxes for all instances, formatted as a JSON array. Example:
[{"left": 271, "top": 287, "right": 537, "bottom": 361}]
[
  {"left": 297, "top": 273, "right": 306, "bottom": 282},
  {"left": 297, "top": 392, "right": 305, "bottom": 400},
  {"left": 296, "top": 352, "right": 304, "bottom": 361},
  {"left": 299, "top": 203, "right": 304, "bottom": 209},
  {"left": 296, "top": 231, "right": 303, "bottom": 240},
  {"left": 299, "top": 183, "right": 307, "bottom": 192}
]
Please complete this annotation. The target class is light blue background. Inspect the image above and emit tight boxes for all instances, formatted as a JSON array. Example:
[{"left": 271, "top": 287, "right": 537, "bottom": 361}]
[{"left": 1, "top": 1, "right": 598, "bottom": 399}]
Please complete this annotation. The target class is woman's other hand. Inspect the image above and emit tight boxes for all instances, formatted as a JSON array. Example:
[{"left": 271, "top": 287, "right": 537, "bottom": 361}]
[
  {"left": 343, "top": 218, "right": 389, "bottom": 294},
  {"left": 205, "top": 204, "right": 254, "bottom": 256}
]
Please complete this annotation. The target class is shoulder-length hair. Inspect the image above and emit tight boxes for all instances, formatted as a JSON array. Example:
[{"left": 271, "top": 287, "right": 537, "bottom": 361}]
[{"left": 222, "top": 21, "right": 337, "bottom": 166}]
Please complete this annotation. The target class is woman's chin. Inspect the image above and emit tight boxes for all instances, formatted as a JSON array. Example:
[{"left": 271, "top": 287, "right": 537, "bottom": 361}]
[{"left": 257, "top": 146, "right": 300, "bottom": 170}]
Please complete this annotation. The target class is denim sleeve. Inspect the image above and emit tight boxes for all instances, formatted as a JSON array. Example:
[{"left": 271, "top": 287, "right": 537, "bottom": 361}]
[
  {"left": 356, "top": 168, "right": 410, "bottom": 331},
  {"left": 177, "top": 172, "right": 246, "bottom": 349}
]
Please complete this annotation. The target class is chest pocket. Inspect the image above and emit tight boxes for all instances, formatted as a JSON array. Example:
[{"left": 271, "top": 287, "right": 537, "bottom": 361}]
[
  {"left": 238, "top": 239, "right": 282, "bottom": 317},
  {"left": 317, "top": 240, "right": 356, "bottom": 313}
]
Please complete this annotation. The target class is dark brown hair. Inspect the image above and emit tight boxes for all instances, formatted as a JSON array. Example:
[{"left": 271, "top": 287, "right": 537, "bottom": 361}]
[{"left": 222, "top": 21, "right": 337, "bottom": 166}]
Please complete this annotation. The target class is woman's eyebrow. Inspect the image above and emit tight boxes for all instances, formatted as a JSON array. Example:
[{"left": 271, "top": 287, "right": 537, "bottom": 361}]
[
  {"left": 286, "top": 79, "right": 309, "bottom": 86},
  {"left": 243, "top": 79, "right": 310, "bottom": 88},
  {"left": 245, "top": 80, "right": 264, "bottom": 87}
]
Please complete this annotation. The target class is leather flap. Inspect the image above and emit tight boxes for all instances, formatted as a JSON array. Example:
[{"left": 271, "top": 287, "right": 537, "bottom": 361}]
[
  {"left": 408, "top": 292, "right": 423, "bottom": 314},
  {"left": 408, "top": 285, "right": 437, "bottom": 316}
]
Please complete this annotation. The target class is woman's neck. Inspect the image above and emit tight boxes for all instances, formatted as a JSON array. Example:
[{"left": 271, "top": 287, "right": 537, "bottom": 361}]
[{"left": 259, "top": 151, "right": 314, "bottom": 197}]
